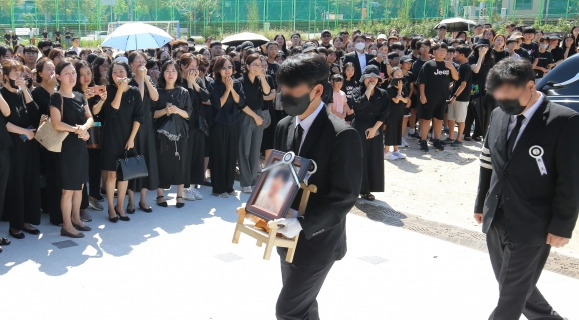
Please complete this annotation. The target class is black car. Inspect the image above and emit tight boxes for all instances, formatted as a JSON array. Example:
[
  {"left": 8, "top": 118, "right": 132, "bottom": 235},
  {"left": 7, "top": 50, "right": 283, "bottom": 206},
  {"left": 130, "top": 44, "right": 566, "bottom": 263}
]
[{"left": 537, "top": 54, "right": 579, "bottom": 112}]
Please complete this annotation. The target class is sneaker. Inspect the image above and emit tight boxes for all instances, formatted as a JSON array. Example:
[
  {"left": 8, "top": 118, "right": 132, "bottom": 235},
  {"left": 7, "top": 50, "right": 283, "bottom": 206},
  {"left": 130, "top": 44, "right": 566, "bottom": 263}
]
[
  {"left": 219, "top": 192, "right": 229, "bottom": 198},
  {"left": 401, "top": 138, "right": 409, "bottom": 147},
  {"left": 191, "top": 188, "right": 203, "bottom": 200},
  {"left": 93, "top": 194, "right": 104, "bottom": 202},
  {"left": 88, "top": 196, "right": 104, "bottom": 211},
  {"left": 182, "top": 188, "right": 197, "bottom": 201},
  {"left": 420, "top": 140, "right": 429, "bottom": 152},
  {"left": 433, "top": 140, "right": 445, "bottom": 151},
  {"left": 451, "top": 140, "right": 463, "bottom": 148},
  {"left": 80, "top": 209, "right": 92, "bottom": 222},
  {"left": 384, "top": 152, "right": 398, "bottom": 160},
  {"left": 392, "top": 151, "right": 406, "bottom": 159},
  {"left": 242, "top": 186, "right": 252, "bottom": 194}
]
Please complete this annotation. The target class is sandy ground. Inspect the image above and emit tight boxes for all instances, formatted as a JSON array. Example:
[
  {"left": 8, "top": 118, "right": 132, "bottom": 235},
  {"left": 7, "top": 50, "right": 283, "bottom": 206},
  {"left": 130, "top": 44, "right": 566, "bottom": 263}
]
[{"left": 375, "top": 136, "right": 579, "bottom": 259}]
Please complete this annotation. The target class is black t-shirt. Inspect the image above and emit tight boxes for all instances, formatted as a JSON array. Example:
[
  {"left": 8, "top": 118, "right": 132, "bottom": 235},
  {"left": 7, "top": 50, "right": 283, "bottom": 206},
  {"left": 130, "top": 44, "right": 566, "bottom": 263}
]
[
  {"left": 468, "top": 55, "right": 493, "bottom": 95},
  {"left": 520, "top": 42, "right": 539, "bottom": 60},
  {"left": 411, "top": 57, "right": 429, "bottom": 82},
  {"left": 65, "top": 31, "right": 71, "bottom": 39},
  {"left": 4, "top": 33, "right": 9, "bottom": 42},
  {"left": 320, "top": 43, "right": 332, "bottom": 49},
  {"left": 55, "top": 31, "right": 61, "bottom": 39},
  {"left": 31, "top": 86, "right": 52, "bottom": 116},
  {"left": 550, "top": 46, "right": 564, "bottom": 62},
  {"left": 453, "top": 63, "right": 473, "bottom": 102},
  {"left": 535, "top": 51, "right": 554, "bottom": 78},
  {"left": 515, "top": 48, "right": 531, "bottom": 62},
  {"left": 342, "top": 79, "right": 357, "bottom": 100},
  {"left": 267, "top": 61, "right": 279, "bottom": 87},
  {"left": 416, "top": 60, "right": 453, "bottom": 102},
  {"left": 493, "top": 49, "right": 509, "bottom": 63},
  {"left": 42, "top": 32, "right": 48, "bottom": 38}
]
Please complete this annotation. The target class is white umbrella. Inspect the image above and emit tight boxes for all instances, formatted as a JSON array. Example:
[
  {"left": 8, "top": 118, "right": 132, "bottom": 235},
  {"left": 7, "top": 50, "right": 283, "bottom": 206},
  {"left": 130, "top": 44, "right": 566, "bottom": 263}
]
[
  {"left": 221, "top": 32, "right": 270, "bottom": 47},
  {"left": 101, "top": 23, "right": 174, "bottom": 51},
  {"left": 435, "top": 18, "right": 478, "bottom": 32}
]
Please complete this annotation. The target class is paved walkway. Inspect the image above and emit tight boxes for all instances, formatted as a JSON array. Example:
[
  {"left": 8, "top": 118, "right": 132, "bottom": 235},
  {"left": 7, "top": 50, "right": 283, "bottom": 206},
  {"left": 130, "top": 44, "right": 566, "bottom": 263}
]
[{"left": 0, "top": 185, "right": 577, "bottom": 319}]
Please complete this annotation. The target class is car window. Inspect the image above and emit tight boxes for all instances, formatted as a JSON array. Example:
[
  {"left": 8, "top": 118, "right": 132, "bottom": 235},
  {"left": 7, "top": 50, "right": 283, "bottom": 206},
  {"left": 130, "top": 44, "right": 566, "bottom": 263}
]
[{"left": 538, "top": 55, "right": 579, "bottom": 96}]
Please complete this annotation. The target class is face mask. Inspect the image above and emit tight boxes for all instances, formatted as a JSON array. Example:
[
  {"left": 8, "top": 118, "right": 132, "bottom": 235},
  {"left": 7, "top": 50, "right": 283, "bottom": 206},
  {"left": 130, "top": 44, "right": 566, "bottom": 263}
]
[
  {"left": 539, "top": 44, "right": 548, "bottom": 49},
  {"left": 497, "top": 90, "right": 533, "bottom": 115},
  {"left": 26, "top": 78, "right": 33, "bottom": 89},
  {"left": 355, "top": 42, "right": 366, "bottom": 51},
  {"left": 280, "top": 90, "right": 313, "bottom": 116},
  {"left": 8, "top": 79, "right": 17, "bottom": 88}
]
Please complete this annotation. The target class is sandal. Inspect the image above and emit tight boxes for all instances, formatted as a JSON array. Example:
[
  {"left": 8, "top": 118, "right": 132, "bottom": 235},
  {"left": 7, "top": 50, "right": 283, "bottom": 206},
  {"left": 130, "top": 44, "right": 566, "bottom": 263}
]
[
  {"left": 176, "top": 196, "right": 185, "bottom": 208},
  {"left": 0, "top": 237, "right": 10, "bottom": 246},
  {"left": 157, "top": 195, "right": 168, "bottom": 207}
]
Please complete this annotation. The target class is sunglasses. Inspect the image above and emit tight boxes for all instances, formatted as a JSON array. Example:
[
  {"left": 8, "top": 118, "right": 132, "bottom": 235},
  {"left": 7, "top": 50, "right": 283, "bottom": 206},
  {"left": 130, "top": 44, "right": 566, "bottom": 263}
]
[
  {"left": 223, "top": 65, "right": 233, "bottom": 70},
  {"left": 322, "top": 34, "right": 331, "bottom": 38}
]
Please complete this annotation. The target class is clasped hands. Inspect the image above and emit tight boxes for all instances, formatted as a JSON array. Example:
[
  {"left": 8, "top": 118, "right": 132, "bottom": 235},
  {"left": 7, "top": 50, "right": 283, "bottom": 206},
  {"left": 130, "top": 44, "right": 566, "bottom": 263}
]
[{"left": 74, "top": 124, "right": 90, "bottom": 141}]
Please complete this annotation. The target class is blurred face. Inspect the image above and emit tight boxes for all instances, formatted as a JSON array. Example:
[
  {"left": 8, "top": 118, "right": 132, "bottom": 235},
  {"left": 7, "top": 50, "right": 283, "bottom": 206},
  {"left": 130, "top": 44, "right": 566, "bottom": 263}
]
[
  {"left": 261, "top": 59, "right": 268, "bottom": 74},
  {"left": 457, "top": 33, "right": 466, "bottom": 40},
  {"left": 202, "top": 50, "right": 211, "bottom": 60},
  {"left": 5, "top": 69, "right": 22, "bottom": 87},
  {"left": 534, "top": 33, "right": 543, "bottom": 42},
  {"left": 80, "top": 53, "right": 88, "bottom": 61},
  {"left": 573, "top": 27, "right": 579, "bottom": 36},
  {"left": 112, "top": 64, "right": 128, "bottom": 84},
  {"left": 445, "top": 51, "right": 454, "bottom": 61},
  {"left": 484, "top": 31, "right": 494, "bottom": 40},
  {"left": 39, "top": 61, "right": 55, "bottom": 82},
  {"left": 332, "top": 79, "right": 343, "bottom": 91},
  {"left": 219, "top": 60, "right": 233, "bottom": 78},
  {"left": 130, "top": 54, "right": 146, "bottom": 73},
  {"left": 401, "top": 61, "right": 412, "bottom": 71},
  {"left": 494, "top": 36, "right": 505, "bottom": 49},
  {"left": 549, "top": 38, "right": 559, "bottom": 48},
  {"left": 159, "top": 50, "right": 170, "bottom": 61},
  {"left": 291, "top": 35, "right": 301, "bottom": 46},
  {"left": 345, "top": 66, "right": 354, "bottom": 79},
  {"left": 79, "top": 65, "right": 92, "bottom": 87},
  {"left": 210, "top": 45, "right": 222, "bottom": 56},
  {"left": 345, "top": 42, "right": 354, "bottom": 53},
  {"left": 275, "top": 36, "right": 285, "bottom": 47},
  {"left": 419, "top": 44, "right": 430, "bottom": 56},
  {"left": 363, "top": 76, "right": 379, "bottom": 87},
  {"left": 247, "top": 58, "right": 261, "bottom": 75},
  {"left": 523, "top": 33, "right": 534, "bottom": 42},
  {"left": 392, "top": 70, "right": 403, "bottom": 79},
  {"left": 333, "top": 37, "right": 343, "bottom": 49},
  {"left": 1, "top": 50, "right": 13, "bottom": 61},
  {"left": 327, "top": 52, "right": 337, "bottom": 63},
  {"left": 56, "top": 64, "right": 77, "bottom": 88},
  {"left": 321, "top": 33, "right": 331, "bottom": 43},
  {"left": 492, "top": 81, "right": 534, "bottom": 108},
  {"left": 24, "top": 50, "right": 38, "bottom": 65},
  {"left": 268, "top": 174, "right": 286, "bottom": 198},
  {"left": 181, "top": 59, "right": 198, "bottom": 73},
  {"left": 378, "top": 45, "right": 388, "bottom": 57},
  {"left": 475, "top": 26, "right": 483, "bottom": 34},
  {"left": 99, "top": 60, "right": 110, "bottom": 76},
  {"left": 15, "top": 46, "right": 24, "bottom": 55},
  {"left": 163, "top": 63, "right": 178, "bottom": 85},
  {"left": 506, "top": 42, "right": 517, "bottom": 51},
  {"left": 565, "top": 37, "right": 574, "bottom": 47},
  {"left": 434, "top": 47, "right": 447, "bottom": 60},
  {"left": 267, "top": 44, "right": 279, "bottom": 58},
  {"left": 438, "top": 28, "right": 447, "bottom": 38},
  {"left": 72, "top": 39, "right": 80, "bottom": 46}
]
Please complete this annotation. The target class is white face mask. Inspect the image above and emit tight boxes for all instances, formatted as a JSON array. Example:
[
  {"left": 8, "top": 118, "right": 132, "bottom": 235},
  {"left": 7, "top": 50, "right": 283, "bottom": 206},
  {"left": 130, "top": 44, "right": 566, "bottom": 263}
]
[
  {"left": 355, "top": 42, "right": 366, "bottom": 51},
  {"left": 539, "top": 44, "right": 548, "bottom": 49}
]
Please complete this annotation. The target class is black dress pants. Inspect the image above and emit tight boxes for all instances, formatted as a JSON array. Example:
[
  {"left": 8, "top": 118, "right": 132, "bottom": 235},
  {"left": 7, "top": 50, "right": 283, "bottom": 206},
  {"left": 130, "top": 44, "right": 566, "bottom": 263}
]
[
  {"left": 276, "top": 257, "right": 335, "bottom": 320},
  {"left": 209, "top": 122, "right": 239, "bottom": 194},
  {"left": 486, "top": 217, "right": 563, "bottom": 320}
]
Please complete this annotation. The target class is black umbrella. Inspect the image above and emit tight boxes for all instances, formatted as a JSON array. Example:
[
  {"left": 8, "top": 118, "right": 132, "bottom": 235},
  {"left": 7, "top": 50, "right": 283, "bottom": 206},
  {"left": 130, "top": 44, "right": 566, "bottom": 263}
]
[
  {"left": 434, "top": 18, "right": 478, "bottom": 32},
  {"left": 221, "top": 32, "right": 270, "bottom": 47}
]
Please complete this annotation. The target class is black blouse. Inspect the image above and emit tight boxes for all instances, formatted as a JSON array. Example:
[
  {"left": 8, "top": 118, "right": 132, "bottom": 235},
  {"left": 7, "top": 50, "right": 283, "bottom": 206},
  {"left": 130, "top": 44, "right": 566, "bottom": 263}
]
[
  {"left": 208, "top": 78, "right": 246, "bottom": 125},
  {"left": 1, "top": 87, "right": 41, "bottom": 145},
  {"left": 350, "top": 86, "right": 389, "bottom": 123}
]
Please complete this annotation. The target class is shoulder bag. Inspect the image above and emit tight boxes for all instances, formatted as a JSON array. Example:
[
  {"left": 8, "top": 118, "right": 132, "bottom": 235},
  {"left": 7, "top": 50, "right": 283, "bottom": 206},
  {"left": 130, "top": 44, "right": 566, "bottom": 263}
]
[{"left": 34, "top": 93, "right": 69, "bottom": 152}]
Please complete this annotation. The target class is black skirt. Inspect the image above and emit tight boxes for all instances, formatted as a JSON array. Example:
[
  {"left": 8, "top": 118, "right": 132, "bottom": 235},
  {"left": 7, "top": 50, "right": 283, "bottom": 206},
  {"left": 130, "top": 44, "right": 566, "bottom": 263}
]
[
  {"left": 157, "top": 135, "right": 190, "bottom": 188},
  {"left": 60, "top": 134, "right": 89, "bottom": 190}
]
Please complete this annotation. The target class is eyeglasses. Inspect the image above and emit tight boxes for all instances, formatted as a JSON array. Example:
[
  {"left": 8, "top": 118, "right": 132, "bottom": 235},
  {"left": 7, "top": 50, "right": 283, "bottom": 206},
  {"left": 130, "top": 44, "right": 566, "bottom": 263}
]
[{"left": 223, "top": 65, "right": 233, "bottom": 70}]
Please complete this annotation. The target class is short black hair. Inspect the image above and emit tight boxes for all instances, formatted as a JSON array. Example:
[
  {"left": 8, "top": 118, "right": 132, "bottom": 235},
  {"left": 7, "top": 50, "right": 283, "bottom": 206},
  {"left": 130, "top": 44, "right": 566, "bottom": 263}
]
[
  {"left": 38, "top": 39, "right": 53, "bottom": 49},
  {"left": 416, "top": 39, "right": 431, "bottom": 49},
  {"left": 455, "top": 44, "right": 472, "bottom": 57},
  {"left": 446, "top": 46, "right": 456, "bottom": 53},
  {"left": 353, "top": 34, "right": 366, "bottom": 42},
  {"left": 523, "top": 27, "right": 536, "bottom": 34},
  {"left": 277, "top": 54, "right": 330, "bottom": 89},
  {"left": 431, "top": 42, "right": 448, "bottom": 51},
  {"left": 72, "top": 37, "right": 79, "bottom": 41},
  {"left": 390, "top": 42, "right": 404, "bottom": 51},
  {"left": 486, "top": 58, "right": 535, "bottom": 94},
  {"left": 23, "top": 45, "right": 39, "bottom": 54},
  {"left": 209, "top": 41, "right": 222, "bottom": 48},
  {"left": 266, "top": 41, "right": 279, "bottom": 49},
  {"left": 157, "top": 60, "right": 182, "bottom": 89},
  {"left": 331, "top": 74, "right": 344, "bottom": 82}
]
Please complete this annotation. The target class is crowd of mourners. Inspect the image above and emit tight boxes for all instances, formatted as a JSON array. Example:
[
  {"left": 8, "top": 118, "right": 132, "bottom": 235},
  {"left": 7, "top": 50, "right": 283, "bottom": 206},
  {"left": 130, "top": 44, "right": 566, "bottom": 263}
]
[{"left": 0, "top": 21, "right": 578, "bottom": 252}]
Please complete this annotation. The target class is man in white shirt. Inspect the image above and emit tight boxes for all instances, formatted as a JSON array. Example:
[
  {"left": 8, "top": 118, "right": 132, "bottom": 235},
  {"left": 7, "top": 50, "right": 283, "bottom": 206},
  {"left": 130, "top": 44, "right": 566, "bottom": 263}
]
[
  {"left": 341, "top": 34, "right": 375, "bottom": 81},
  {"left": 70, "top": 37, "right": 81, "bottom": 55}
]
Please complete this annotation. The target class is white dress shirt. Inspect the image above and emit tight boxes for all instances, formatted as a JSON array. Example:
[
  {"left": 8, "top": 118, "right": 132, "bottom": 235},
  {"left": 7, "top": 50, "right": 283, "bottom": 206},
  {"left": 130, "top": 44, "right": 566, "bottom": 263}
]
[
  {"left": 507, "top": 92, "right": 544, "bottom": 147},
  {"left": 295, "top": 102, "right": 325, "bottom": 153},
  {"left": 356, "top": 51, "right": 367, "bottom": 73}
]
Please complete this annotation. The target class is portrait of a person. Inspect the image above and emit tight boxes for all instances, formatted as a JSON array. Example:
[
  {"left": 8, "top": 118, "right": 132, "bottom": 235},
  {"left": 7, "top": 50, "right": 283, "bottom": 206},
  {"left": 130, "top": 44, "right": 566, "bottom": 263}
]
[{"left": 253, "top": 168, "right": 292, "bottom": 216}]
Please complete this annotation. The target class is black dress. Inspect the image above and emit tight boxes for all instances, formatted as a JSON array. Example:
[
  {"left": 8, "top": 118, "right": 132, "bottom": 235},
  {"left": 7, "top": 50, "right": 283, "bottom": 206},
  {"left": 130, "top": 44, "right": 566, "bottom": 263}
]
[
  {"left": 50, "top": 92, "right": 89, "bottom": 190},
  {"left": 350, "top": 86, "right": 389, "bottom": 194},
  {"left": 1, "top": 87, "right": 41, "bottom": 229},
  {"left": 384, "top": 85, "right": 407, "bottom": 146},
  {"left": 154, "top": 87, "right": 193, "bottom": 188},
  {"left": 128, "top": 77, "right": 159, "bottom": 192},
  {"left": 101, "top": 85, "right": 143, "bottom": 171}
]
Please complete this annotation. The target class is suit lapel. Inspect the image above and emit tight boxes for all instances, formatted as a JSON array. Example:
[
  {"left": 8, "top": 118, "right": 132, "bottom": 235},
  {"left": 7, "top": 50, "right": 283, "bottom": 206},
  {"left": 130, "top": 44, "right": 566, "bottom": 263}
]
[
  {"left": 509, "top": 100, "right": 549, "bottom": 161},
  {"left": 299, "top": 108, "right": 328, "bottom": 158}
]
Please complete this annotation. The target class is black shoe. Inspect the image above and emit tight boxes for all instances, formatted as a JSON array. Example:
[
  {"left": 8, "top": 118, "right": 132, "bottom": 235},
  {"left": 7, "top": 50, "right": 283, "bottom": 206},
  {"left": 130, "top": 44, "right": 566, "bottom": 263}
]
[
  {"left": 126, "top": 205, "right": 136, "bottom": 214},
  {"left": 433, "top": 140, "right": 445, "bottom": 151},
  {"left": 93, "top": 194, "right": 105, "bottom": 202},
  {"left": 157, "top": 196, "right": 168, "bottom": 207},
  {"left": 451, "top": 140, "right": 463, "bottom": 148},
  {"left": 474, "top": 136, "right": 483, "bottom": 142},
  {"left": 115, "top": 207, "right": 130, "bottom": 221},
  {"left": 61, "top": 228, "right": 84, "bottom": 238},
  {"left": 420, "top": 140, "right": 429, "bottom": 152},
  {"left": 139, "top": 203, "right": 153, "bottom": 213},
  {"left": 9, "top": 230, "right": 25, "bottom": 239},
  {"left": 464, "top": 136, "right": 472, "bottom": 141},
  {"left": 409, "top": 132, "right": 420, "bottom": 139},
  {"left": 73, "top": 223, "right": 92, "bottom": 232},
  {"left": 107, "top": 208, "right": 119, "bottom": 223},
  {"left": 176, "top": 196, "right": 185, "bottom": 208},
  {"left": 443, "top": 137, "right": 454, "bottom": 143},
  {"left": 23, "top": 227, "right": 41, "bottom": 235},
  {"left": 0, "top": 237, "right": 10, "bottom": 246}
]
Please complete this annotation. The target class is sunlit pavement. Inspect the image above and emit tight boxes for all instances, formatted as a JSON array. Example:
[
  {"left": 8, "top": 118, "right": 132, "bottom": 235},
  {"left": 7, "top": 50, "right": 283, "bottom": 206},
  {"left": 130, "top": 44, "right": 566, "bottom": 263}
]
[{"left": 0, "top": 185, "right": 577, "bottom": 320}]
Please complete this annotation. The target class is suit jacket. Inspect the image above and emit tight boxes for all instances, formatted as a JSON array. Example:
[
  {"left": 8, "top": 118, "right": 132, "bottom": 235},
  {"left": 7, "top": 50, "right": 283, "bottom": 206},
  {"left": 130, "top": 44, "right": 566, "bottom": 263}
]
[
  {"left": 274, "top": 107, "right": 363, "bottom": 266},
  {"left": 475, "top": 98, "right": 579, "bottom": 244},
  {"left": 341, "top": 51, "right": 375, "bottom": 82}
]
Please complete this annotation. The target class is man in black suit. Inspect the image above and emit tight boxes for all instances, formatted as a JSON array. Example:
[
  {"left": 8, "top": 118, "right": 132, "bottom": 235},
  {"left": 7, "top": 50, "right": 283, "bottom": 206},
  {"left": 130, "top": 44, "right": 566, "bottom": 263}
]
[
  {"left": 341, "top": 34, "right": 374, "bottom": 81},
  {"left": 273, "top": 54, "right": 363, "bottom": 320},
  {"left": 475, "top": 58, "right": 579, "bottom": 320}
]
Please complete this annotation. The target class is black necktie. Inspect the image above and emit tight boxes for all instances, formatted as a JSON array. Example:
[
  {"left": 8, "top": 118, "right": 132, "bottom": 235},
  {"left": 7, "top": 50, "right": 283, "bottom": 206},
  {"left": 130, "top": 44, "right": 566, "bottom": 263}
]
[
  {"left": 507, "top": 115, "right": 525, "bottom": 159},
  {"left": 293, "top": 124, "right": 304, "bottom": 155}
]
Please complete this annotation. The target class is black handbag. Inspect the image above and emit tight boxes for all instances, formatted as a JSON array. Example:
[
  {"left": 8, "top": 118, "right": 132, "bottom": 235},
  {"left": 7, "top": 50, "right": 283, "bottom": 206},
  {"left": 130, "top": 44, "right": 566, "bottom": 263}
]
[{"left": 116, "top": 148, "right": 149, "bottom": 181}]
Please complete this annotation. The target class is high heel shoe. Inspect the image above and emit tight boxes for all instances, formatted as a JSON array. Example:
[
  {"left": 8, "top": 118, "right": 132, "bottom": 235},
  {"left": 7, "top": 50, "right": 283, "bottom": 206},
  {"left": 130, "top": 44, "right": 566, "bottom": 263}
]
[
  {"left": 126, "top": 205, "right": 136, "bottom": 214},
  {"left": 176, "top": 196, "right": 185, "bottom": 208},
  {"left": 115, "top": 207, "right": 130, "bottom": 221},
  {"left": 108, "top": 209, "right": 119, "bottom": 223},
  {"left": 73, "top": 223, "right": 92, "bottom": 232}
]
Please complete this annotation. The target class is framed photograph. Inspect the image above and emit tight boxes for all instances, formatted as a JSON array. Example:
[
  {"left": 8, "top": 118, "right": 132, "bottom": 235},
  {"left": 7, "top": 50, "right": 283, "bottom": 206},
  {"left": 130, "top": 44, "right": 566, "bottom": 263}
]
[{"left": 246, "top": 150, "right": 312, "bottom": 221}]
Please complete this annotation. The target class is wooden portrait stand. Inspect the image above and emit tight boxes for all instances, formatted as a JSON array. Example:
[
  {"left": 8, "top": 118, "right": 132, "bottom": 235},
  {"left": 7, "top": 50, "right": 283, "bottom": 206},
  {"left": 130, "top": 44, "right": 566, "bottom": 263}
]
[{"left": 232, "top": 183, "right": 317, "bottom": 263}]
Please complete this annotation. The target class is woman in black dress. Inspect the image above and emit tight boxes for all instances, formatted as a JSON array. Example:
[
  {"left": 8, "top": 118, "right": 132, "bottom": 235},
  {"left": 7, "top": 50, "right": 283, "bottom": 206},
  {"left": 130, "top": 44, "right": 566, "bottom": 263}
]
[
  {"left": 94, "top": 61, "right": 143, "bottom": 222},
  {"left": 207, "top": 55, "right": 246, "bottom": 198},
  {"left": 1, "top": 59, "right": 42, "bottom": 238},
  {"left": 153, "top": 60, "right": 193, "bottom": 208},
  {"left": 50, "top": 60, "right": 94, "bottom": 238},
  {"left": 384, "top": 68, "right": 409, "bottom": 160},
  {"left": 0, "top": 91, "right": 11, "bottom": 252},
  {"left": 350, "top": 65, "right": 388, "bottom": 201},
  {"left": 178, "top": 53, "right": 210, "bottom": 202},
  {"left": 127, "top": 51, "right": 159, "bottom": 213}
]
